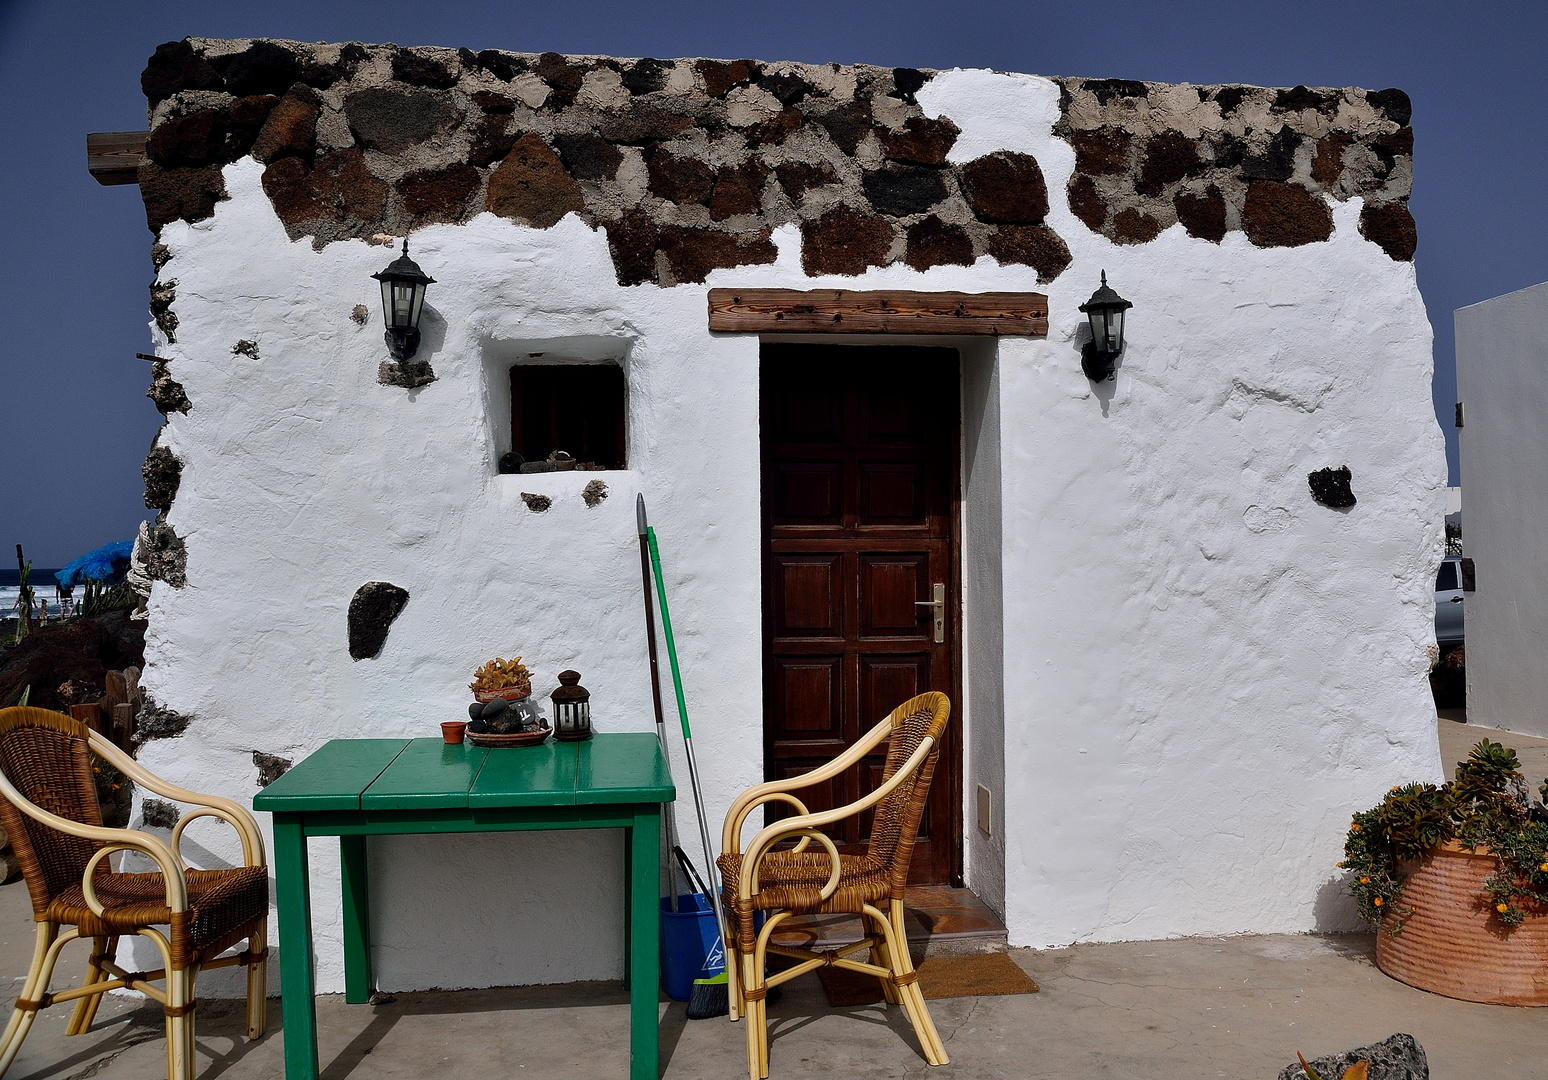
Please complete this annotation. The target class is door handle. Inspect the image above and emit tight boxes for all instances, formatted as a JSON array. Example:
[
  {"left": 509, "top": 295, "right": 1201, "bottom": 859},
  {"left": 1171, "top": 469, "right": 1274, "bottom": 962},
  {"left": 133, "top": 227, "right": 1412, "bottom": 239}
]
[
  {"left": 915, "top": 584, "right": 945, "bottom": 643},
  {"left": 1450, "top": 596, "right": 1464, "bottom": 603}
]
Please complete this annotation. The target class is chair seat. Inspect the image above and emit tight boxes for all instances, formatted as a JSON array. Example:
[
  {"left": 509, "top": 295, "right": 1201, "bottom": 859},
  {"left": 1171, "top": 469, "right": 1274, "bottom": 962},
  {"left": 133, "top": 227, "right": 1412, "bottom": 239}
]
[
  {"left": 718, "top": 849, "right": 892, "bottom": 917},
  {"left": 44, "top": 866, "right": 267, "bottom": 966}
]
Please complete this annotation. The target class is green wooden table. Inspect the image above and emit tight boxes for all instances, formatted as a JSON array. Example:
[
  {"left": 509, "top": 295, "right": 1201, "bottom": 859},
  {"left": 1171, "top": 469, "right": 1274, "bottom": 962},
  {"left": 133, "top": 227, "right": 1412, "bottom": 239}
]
[{"left": 254, "top": 733, "right": 675, "bottom": 1080}]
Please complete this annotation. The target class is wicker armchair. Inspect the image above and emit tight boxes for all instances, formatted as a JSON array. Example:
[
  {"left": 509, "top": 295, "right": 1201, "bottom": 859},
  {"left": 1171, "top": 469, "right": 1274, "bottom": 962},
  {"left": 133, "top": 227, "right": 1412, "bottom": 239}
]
[
  {"left": 0, "top": 707, "right": 268, "bottom": 1080},
  {"left": 718, "top": 691, "right": 951, "bottom": 1078}
]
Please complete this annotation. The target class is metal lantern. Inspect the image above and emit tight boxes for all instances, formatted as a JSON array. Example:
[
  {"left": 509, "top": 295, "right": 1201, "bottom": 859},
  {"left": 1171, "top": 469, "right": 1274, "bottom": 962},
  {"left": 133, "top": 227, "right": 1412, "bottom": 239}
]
[
  {"left": 550, "top": 670, "right": 592, "bottom": 741},
  {"left": 1077, "top": 271, "right": 1133, "bottom": 382},
  {"left": 370, "top": 239, "right": 435, "bottom": 360}
]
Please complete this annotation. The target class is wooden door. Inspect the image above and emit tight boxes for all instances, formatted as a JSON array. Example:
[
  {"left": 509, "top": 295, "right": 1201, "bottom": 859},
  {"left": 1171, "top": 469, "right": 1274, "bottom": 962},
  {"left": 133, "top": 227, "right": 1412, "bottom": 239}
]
[{"left": 760, "top": 344, "right": 961, "bottom": 886}]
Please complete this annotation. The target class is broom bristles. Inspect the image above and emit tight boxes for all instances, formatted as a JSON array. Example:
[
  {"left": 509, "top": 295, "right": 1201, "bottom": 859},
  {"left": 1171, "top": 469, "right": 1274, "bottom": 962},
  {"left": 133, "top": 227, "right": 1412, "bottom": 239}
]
[{"left": 686, "top": 971, "right": 728, "bottom": 1019}]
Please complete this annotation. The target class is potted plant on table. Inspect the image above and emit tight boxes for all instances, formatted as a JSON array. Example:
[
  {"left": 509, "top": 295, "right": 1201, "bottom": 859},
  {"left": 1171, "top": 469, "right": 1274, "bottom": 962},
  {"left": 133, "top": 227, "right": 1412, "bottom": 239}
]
[
  {"left": 470, "top": 656, "right": 532, "bottom": 703},
  {"left": 466, "top": 655, "right": 549, "bottom": 746},
  {"left": 1341, "top": 738, "right": 1548, "bottom": 1005}
]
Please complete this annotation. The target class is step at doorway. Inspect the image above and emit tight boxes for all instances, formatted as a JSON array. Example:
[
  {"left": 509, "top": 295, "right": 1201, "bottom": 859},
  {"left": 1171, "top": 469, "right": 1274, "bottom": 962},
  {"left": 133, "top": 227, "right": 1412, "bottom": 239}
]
[{"left": 769, "top": 885, "right": 1005, "bottom": 961}]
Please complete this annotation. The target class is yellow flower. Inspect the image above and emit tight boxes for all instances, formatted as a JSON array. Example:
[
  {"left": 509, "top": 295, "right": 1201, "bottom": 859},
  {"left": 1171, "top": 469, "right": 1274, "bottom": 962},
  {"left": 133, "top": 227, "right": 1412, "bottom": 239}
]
[
  {"left": 1373, "top": 897, "right": 1383, "bottom": 907},
  {"left": 1497, "top": 903, "right": 1509, "bottom": 914},
  {"left": 1541, "top": 862, "right": 1548, "bottom": 873},
  {"left": 1350, "top": 823, "right": 1361, "bottom": 833},
  {"left": 1390, "top": 786, "right": 1400, "bottom": 792},
  {"left": 1360, "top": 876, "right": 1370, "bottom": 884}
]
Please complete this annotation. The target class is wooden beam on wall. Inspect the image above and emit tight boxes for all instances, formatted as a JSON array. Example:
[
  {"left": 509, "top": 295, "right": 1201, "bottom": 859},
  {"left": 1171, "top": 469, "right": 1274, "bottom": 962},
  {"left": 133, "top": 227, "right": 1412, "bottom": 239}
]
[
  {"left": 87, "top": 131, "right": 148, "bottom": 186},
  {"left": 707, "top": 288, "right": 1049, "bottom": 336}
]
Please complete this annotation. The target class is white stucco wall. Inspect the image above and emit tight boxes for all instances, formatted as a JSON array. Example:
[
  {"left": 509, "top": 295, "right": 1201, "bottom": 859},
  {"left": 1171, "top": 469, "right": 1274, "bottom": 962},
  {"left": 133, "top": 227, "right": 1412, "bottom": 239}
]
[
  {"left": 1456, "top": 281, "right": 1548, "bottom": 739},
  {"left": 135, "top": 67, "right": 1443, "bottom": 991}
]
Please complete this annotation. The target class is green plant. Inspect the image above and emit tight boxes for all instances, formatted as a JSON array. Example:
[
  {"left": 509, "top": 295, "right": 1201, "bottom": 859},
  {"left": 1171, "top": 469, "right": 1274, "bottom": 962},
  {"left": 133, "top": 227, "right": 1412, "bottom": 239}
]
[
  {"left": 79, "top": 578, "right": 134, "bottom": 617},
  {"left": 1342, "top": 739, "right": 1548, "bottom": 931},
  {"left": 12, "top": 558, "right": 32, "bottom": 642}
]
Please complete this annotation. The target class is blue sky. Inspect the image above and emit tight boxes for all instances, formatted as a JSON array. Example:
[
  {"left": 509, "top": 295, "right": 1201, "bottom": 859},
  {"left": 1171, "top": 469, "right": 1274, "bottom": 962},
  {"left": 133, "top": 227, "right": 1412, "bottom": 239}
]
[{"left": 1, "top": 0, "right": 1543, "bottom": 565}]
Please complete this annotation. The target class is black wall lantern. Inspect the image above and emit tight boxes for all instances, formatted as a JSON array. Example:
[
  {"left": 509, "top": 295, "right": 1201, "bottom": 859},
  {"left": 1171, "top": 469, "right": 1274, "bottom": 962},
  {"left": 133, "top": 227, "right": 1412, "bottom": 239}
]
[
  {"left": 371, "top": 239, "right": 435, "bottom": 361},
  {"left": 1078, "top": 271, "right": 1133, "bottom": 382}
]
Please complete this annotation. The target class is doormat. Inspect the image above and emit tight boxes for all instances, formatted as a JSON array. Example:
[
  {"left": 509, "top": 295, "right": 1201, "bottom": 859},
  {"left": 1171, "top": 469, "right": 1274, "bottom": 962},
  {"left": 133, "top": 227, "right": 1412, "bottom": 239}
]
[{"left": 817, "top": 952, "right": 1038, "bottom": 1007}]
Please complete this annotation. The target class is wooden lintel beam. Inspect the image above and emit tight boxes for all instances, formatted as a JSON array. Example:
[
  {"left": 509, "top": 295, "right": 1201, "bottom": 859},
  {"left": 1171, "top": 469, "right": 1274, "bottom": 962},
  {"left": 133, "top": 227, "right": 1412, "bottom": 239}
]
[
  {"left": 707, "top": 288, "right": 1049, "bottom": 336},
  {"left": 87, "top": 131, "right": 148, "bottom": 186}
]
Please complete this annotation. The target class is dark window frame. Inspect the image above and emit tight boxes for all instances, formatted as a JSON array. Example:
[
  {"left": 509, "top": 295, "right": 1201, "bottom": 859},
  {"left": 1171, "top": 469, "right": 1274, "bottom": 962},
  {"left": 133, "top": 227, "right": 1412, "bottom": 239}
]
[{"left": 509, "top": 363, "right": 627, "bottom": 470}]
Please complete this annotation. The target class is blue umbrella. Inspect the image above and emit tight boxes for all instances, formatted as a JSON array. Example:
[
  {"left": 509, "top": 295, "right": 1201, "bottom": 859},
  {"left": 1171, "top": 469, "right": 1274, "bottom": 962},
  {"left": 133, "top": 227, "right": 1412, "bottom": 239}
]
[{"left": 54, "top": 541, "right": 135, "bottom": 589}]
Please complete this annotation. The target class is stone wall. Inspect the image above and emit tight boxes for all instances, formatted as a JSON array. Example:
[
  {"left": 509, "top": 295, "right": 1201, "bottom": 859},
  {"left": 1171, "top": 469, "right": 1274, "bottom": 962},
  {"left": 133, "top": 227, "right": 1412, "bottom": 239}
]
[{"left": 138, "top": 39, "right": 1413, "bottom": 299}]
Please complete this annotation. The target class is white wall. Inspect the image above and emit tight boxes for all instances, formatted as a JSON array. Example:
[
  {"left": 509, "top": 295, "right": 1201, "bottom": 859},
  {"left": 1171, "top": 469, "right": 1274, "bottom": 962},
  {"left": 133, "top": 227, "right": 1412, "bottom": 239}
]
[
  {"left": 137, "top": 67, "right": 1443, "bottom": 991},
  {"left": 1456, "top": 281, "right": 1548, "bottom": 739}
]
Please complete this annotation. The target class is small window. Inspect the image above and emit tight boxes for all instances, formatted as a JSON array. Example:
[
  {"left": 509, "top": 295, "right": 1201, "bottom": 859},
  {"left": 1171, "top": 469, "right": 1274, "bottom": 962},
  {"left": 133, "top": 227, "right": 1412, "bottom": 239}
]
[
  {"left": 510, "top": 364, "right": 626, "bottom": 470},
  {"left": 1435, "top": 561, "right": 1458, "bottom": 592}
]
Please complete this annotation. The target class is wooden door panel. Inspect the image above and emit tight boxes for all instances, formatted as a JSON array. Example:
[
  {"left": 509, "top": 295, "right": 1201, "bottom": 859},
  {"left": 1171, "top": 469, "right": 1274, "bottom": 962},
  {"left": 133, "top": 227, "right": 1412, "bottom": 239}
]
[
  {"left": 772, "top": 555, "right": 843, "bottom": 637},
  {"left": 770, "top": 463, "right": 844, "bottom": 524},
  {"left": 858, "top": 655, "right": 931, "bottom": 725},
  {"left": 858, "top": 554, "right": 934, "bottom": 639},
  {"left": 860, "top": 464, "right": 925, "bottom": 523},
  {"left": 762, "top": 345, "right": 961, "bottom": 886},
  {"left": 769, "top": 656, "right": 845, "bottom": 745}
]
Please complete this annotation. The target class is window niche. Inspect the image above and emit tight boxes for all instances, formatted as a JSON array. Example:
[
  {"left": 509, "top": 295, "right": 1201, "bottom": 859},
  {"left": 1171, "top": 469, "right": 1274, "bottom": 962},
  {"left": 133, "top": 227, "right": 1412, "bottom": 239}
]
[{"left": 508, "top": 362, "right": 627, "bottom": 472}]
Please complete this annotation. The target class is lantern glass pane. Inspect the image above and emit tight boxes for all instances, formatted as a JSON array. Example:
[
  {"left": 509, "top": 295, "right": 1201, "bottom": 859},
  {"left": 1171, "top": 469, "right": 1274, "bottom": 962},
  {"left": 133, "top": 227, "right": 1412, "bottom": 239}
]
[
  {"left": 1107, "top": 308, "right": 1124, "bottom": 352},
  {"left": 379, "top": 279, "right": 394, "bottom": 326},
  {"left": 391, "top": 281, "right": 415, "bottom": 327},
  {"left": 1087, "top": 311, "right": 1105, "bottom": 352},
  {"left": 409, "top": 281, "right": 427, "bottom": 328}
]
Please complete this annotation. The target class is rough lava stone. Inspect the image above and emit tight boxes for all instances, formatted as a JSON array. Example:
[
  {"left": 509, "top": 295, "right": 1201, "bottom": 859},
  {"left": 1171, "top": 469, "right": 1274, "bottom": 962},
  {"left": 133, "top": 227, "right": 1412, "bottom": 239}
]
[
  {"left": 603, "top": 210, "right": 661, "bottom": 286},
  {"left": 485, "top": 133, "right": 585, "bottom": 229},
  {"left": 1174, "top": 185, "right": 1228, "bottom": 243},
  {"left": 801, "top": 207, "right": 893, "bottom": 276},
  {"left": 622, "top": 58, "right": 673, "bottom": 95},
  {"left": 961, "top": 152, "right": 1049, "bottom": 224},
  {"left": 1307, "top": 466, "right": 1356, "bottom": 509},
  {"left": 813, "top": 100, "right": 873, "bottom": 155},
  {"left": 348, "top": 582, "right": 410, "bottom": 660},
  {"left": 1360, "top": 201, "right": 1417, "bottom": 261},
  {"left": 392, "top": 49, "right": 461, "bottom": 89},
  {"left": 659, "top": 225, "right": 776, "bottom": 284},
  {"left": 1365, "top": 88, "right": 1412, "bottom": 126},
  {"left": 774, "top": 161, "right": 839, "bottom": 202},
  {"left": 1068, "top": 127, "right": 1131, "bottom": 176},
  {"left": 1112, "top": 207, "right": 1163, "bottom": 245},
  {"left": 986, "top": 223, "right": 1072, "bottom": 282},
  {"left": 1275, "top": 1033, "right": 1425, "bottom": 1080},
  {"left": 261, "top": 148, "right": 388, "bottom": 228},
  {"left": 398, "top": 164, "right": 482, "bottom": 225},
  {"left": 553, "top": 133, "right": 623, "bottom": 181},
  {"left": 904, "top": 216, "right": 973, "bottom": 271},
  {"left": 645, "top": 147, "right": 715, "bottom": 205},
  {"left": 862, "top": 165, "right": 948, "bottom": 217},
  {"left": 1240, "top": 126, "right": 1301, "bottom": 182},
  {"left": 142, "top": 40, "right": 225, "bottom": 104},
  {"left": 881, "top": 115, "right": 960, "bottom": 166},
  {"left": 1135, "top": 131, "right": 1202, "bottom": 196},
  {"left": 697, "top": 59, "right": 756, "bottom": 98},
  {"left": 598, "top": 104, "right": 696, "bottom": 145},
  {"left": 708, "top": 159, "right": 770, "bottom": 220},
  {"left": 1241, "top": 180, "right": 1333, "bottom": 248},
  {"left": 142, "top": 444, "right": 182, "bottom": 512},
  {"left": 250, "top": 86, "right": 320, "bottom": 163},
  {"left": 345, "top": 86, "right": 461, "bottom": 155},
  {"left": 1066, "top": 174, "right": 1107, "bottom": 232},
  {"left": 139, "top": 161, "right": 228, "bottom": 230}
]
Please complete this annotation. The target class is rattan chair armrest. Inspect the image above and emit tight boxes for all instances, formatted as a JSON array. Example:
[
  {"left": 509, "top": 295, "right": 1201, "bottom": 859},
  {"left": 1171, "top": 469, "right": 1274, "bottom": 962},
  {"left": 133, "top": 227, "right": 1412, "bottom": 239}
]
[
  {"left": 0, "top": 766, "right": 189, "bottom": 909},
  {"left": 737, "top": 735, "right": 935, "bottom": 901},
  {"left": 721, "top": 719, "right": 892, "bottom": 855},
  {"left": 723, "top": 792, "right": 813, "bottom": 859},
  {"left": 89, "top": 733, "right": 267, "bottom": 868}
]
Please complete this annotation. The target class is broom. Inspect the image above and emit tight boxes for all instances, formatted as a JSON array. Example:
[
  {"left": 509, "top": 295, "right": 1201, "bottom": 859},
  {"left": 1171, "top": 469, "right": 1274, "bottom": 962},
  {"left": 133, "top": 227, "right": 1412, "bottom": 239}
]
[
  {"left": 641, "top": 501, "right": 734, "bottom": 1019},
  {"left": 636, "top": 496, "right": 682, "bottom": 911}
]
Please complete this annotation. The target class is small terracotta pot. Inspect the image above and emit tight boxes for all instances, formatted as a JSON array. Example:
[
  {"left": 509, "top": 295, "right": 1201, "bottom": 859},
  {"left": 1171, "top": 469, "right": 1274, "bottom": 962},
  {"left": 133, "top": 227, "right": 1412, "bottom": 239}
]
[
  {"left": 441, "top": 721, "right": 468, "bottom": 745},
  {"left": 1376, "top": 840, "right": 1548, "bottom": 1006},
  {"left": 473, "top": 687, "right": 531, "bottom": 704}
]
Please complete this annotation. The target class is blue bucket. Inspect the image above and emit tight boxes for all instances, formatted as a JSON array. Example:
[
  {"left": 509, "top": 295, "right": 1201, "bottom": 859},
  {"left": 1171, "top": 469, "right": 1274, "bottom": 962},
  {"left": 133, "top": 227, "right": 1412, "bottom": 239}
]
[{"left": 660, "top": 892, "right": 722, "bottom": 1001}]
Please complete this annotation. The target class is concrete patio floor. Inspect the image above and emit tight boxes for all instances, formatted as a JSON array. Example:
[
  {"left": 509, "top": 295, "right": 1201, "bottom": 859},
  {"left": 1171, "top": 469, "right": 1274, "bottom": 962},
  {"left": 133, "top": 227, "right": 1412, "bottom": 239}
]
[{"left": 0, "top": 716, "right": 1543, "bottom": 1079}]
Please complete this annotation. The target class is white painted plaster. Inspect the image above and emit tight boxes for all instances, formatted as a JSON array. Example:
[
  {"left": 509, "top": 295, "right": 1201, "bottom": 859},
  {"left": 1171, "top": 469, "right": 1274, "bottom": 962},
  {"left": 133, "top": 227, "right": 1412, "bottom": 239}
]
[
  {"left": 1456, "top": 281, "right": 1548, "bottom": 738},
  {"left": 135, "top": 66, "right": 1442, "bottom": 991}
]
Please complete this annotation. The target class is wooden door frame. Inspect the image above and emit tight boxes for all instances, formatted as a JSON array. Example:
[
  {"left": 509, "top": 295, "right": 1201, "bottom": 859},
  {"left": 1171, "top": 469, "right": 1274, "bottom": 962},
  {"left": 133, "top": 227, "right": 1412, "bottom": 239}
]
[{"left": 756, "top": 339, "right": 966, "bottom": 887}]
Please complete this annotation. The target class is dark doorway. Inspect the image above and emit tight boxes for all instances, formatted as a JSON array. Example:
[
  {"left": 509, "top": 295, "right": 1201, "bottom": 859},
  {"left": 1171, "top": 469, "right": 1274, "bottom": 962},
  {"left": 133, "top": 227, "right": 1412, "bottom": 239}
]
[{"left": 760, "top": 344, "right": 962, "bottom": 886}]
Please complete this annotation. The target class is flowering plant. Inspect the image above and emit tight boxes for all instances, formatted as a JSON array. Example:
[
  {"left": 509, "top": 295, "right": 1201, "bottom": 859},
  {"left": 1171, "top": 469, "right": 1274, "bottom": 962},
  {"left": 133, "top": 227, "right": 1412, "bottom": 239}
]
[{"left": 1342, "top": 739, "right": 1548, "bottom": 930}]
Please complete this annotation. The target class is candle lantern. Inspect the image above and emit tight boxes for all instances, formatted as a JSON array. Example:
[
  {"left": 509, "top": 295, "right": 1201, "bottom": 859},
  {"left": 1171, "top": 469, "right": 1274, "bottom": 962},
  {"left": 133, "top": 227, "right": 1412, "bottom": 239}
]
[{"left": 550, "top": 670, "right": 592, "bottom": 741}]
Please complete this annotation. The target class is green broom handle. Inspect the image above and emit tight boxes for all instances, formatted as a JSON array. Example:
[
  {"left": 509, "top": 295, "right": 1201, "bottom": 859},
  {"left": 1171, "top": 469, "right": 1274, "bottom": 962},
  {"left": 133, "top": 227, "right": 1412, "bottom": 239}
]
[
  {"left": 646, "top": 526, "right": 732, "bottom": 957},
  {"left": 646, "top": 528, "right": 692, "bottom": 742}
]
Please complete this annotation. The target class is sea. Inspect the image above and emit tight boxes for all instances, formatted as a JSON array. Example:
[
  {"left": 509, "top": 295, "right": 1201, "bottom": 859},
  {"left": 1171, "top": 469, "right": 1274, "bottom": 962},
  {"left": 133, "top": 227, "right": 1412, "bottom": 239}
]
[{"left": 1, "top": 570, "right": 67, "bottom": 622}]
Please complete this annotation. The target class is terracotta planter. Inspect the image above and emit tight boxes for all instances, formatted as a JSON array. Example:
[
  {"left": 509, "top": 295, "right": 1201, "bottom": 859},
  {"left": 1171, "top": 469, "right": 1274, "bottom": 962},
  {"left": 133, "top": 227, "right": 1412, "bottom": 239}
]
[
  {"left": 473, "top": 686, "right": 531, "bottom": 704},
  {"left": 1376, "top": 840, "right": 1548, "bottom": 1006}
]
